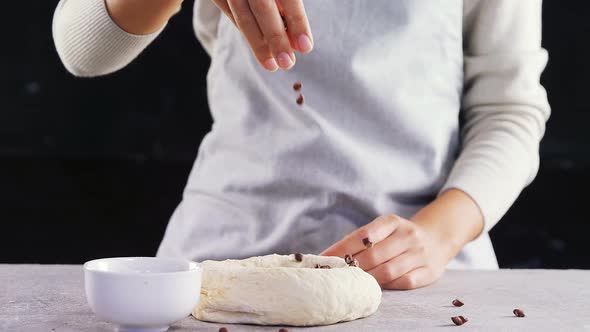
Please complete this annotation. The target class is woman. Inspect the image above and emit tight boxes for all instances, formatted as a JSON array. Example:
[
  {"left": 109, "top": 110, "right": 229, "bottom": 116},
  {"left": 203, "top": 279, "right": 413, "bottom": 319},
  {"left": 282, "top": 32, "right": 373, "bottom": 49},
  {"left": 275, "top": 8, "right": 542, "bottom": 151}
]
[{"left": 53, "top": 0, "right": 550, "bottom": 289}]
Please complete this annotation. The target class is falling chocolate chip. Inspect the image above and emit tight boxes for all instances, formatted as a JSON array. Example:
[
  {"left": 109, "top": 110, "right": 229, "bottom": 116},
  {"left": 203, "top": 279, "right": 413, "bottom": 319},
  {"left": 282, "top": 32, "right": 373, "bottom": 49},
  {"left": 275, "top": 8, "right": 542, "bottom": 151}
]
[
  {"left": 294, "top": 253, "right": 303, "bottom": 262},
  {"left": 451, "top": 316, "right": 466, "bottom": 326},
  {"left": 513, "top": 309, "right": 525, "bottom": 317},
  {"left": 344, "top": 254, "right": 353, "bottom": 264},
  {"left": 452, "top": 299, "right": 464, "bottom": 307},
  {"left": 296, "top": 93, "right": 304, "bottom": 105},
  {"left": 362, "top": 237, "right": 373, "bottom": 248},
  {"left": 219, "top": 328, "right": 229, "bottom": 332},
  {"left": 293, "top": 82, "right": 302, "bottom": 91}
]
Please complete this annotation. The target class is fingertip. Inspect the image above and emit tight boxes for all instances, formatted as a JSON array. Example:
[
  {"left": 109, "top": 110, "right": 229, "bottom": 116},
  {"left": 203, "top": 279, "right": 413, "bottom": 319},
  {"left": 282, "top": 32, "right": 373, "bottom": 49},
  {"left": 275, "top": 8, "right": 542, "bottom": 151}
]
[
  {"left": 262, "top": 58, "right": 279, "bottom": 72},
  {"left": 277, "top": 52, "right": 295, "bottom": 69},
  {"left": 297, "top": 34, "right": 313, "bottom": 53}
]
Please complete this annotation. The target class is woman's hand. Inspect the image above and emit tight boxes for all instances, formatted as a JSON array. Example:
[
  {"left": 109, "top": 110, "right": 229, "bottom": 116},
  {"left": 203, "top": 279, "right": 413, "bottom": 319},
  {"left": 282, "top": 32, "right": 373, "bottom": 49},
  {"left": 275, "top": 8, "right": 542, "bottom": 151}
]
[
  {"left": 211, "top": 0, "right": 314, "bottom": 71},
  {"left": 320, "top": 189, "right": 484, "bottom": 290},
  {"left": 321, "top": 214, "right": 450, "bottom": 289}
]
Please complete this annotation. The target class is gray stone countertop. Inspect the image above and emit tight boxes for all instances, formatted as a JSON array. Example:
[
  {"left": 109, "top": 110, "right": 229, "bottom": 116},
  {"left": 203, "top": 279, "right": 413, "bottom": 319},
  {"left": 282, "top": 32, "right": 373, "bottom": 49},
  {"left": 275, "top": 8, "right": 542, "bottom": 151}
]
[{"left": 1, "top": 265, "right": 589, "bottom": 331}]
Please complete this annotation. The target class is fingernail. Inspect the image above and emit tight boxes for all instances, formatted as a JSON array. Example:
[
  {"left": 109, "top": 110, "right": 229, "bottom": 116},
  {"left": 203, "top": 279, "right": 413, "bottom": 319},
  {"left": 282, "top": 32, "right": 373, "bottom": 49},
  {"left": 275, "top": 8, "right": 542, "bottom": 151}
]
[
  {"left": 277, "top": 52, "right": 294, "bottom": 69},
  {"left": 298, "top": 34, "right": 313, "bottom": 53},
  {"left": 263, "top": 58, "right": 278, "bottom": 71}
]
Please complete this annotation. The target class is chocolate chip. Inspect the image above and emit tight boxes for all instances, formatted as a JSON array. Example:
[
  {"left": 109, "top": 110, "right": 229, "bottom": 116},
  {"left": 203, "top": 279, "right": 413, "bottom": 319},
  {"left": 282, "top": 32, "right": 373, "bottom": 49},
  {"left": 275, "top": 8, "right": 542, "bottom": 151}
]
[
  {"left": 513, "top": 309, "right": 525, "bottom": 317},
  {"left": 319, "top": 265, "right": 331, "bottom": 269},
  {"left": 452, "top": 299, "right": 464, "bottom": 307},
  {"left": 279, "top": 329, "right": 289, "bottom": 332},
  {"left": 344, "top": 254, "right": 353, "bottom": 264},
  {"left": 296, "top": 94, "right": 304, "bottom": 105},
  {"left": 294, "top": 253, "right": 303, "bottom": 262},
  {"left": 362, "top": 237, "right": 373, "bottom": 248},
  {"left": 458, "top": 316, "right": 468, "bottom": 323},
  {"left": 314, "top": 264, "right": 321, "bottom": 268},
  {"left": 219, "top": 328, "right": 229, "bottom": 332},
  {"left": 451, "top": 316, "right": 466, "bottom": 326},
  {"left": 293, "top": 82, "right": 302, "bottom": 91}
]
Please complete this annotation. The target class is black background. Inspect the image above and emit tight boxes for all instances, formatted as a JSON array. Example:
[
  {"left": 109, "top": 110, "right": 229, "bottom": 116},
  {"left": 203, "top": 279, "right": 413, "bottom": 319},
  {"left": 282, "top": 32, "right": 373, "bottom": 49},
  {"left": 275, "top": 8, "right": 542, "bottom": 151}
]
[{"left": 1, "top": 1, "right": 589, "bottom": 268}]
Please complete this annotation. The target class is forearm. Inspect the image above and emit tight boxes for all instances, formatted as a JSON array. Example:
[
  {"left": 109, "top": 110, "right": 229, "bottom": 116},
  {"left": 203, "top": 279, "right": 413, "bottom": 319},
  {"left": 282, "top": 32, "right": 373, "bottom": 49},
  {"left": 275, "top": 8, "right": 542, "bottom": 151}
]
[
  {"left": 411, "top": 189, "right": 484, "bottom": 261},
  {"left": 106, "top": 0, "right": 183, "bottom": 35}
]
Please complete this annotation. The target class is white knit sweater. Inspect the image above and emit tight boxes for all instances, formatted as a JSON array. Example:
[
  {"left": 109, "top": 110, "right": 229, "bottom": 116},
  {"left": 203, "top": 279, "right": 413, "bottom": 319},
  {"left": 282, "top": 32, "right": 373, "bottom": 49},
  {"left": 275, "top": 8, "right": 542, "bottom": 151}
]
[{"left": 53, "top": 0, "right": 550, "bottom": 268}]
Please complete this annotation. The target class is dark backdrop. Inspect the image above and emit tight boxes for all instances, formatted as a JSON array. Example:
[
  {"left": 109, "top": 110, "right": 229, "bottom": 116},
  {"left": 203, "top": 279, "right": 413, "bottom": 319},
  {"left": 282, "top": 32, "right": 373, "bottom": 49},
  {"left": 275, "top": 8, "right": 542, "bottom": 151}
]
[{"left": 2, "top": 1, "right": 589, "bottom": 268}]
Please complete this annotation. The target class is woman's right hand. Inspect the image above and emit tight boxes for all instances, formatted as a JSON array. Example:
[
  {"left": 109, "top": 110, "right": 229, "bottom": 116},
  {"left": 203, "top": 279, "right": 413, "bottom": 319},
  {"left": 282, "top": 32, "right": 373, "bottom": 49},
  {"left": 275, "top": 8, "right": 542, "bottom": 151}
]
[{"left": 211, "top": 0, "right": 314, "bottom": 71}]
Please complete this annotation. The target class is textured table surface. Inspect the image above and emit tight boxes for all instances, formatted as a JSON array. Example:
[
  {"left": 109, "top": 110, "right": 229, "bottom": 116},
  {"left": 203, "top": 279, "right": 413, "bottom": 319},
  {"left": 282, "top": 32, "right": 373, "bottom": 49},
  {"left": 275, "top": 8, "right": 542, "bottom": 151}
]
[{"left": 1, "top": 265, "right": 589, "bottom": 332}]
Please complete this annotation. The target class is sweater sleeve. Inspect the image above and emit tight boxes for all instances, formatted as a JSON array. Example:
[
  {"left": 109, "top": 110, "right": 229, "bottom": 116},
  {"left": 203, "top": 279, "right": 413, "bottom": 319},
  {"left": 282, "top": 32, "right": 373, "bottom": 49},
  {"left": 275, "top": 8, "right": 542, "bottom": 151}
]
[
  {"left": 440, "top": 0, "right": 551, "bottom": 234},
  {"left": 52, "top": 0, "right": 168, "bottom": 77},
  {"left": 193, "top": 0, "right": 222, "bottom": 56}
]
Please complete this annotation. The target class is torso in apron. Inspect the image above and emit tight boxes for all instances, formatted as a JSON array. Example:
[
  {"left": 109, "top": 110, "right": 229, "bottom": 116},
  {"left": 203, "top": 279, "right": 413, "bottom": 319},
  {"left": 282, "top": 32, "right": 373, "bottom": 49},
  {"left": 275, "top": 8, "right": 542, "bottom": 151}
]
[{"left": 158, "top": 0, "right": 498, "bottom": 269}]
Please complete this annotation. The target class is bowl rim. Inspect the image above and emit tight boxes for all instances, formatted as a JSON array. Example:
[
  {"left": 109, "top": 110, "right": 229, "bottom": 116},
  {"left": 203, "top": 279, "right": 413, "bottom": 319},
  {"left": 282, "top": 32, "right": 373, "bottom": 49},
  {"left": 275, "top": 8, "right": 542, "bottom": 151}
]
[{"left": 83, "top": 256, "right": 201, "bottom": 277}]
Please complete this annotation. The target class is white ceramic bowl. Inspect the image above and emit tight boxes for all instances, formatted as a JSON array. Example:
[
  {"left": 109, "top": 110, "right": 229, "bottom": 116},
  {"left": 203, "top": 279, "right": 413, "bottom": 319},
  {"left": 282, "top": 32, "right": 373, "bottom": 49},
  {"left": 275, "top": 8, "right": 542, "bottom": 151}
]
[{"left": 84, "top": 257, "right": 202, "bottom": 332}]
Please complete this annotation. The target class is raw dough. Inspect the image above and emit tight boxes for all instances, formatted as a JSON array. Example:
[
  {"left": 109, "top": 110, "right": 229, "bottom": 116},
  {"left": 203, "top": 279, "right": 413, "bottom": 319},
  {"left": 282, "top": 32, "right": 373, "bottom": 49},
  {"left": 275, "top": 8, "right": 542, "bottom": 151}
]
[{"left": 193, "top": 254, "right": 382, "bottom": 326}]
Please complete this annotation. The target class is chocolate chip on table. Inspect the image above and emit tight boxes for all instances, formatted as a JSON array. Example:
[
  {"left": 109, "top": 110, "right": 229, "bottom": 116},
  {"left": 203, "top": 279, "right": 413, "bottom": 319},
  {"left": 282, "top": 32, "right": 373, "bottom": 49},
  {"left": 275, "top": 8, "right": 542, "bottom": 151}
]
[
  {"left": 219, "top": 328, "right": 229, "bottom": 332},
  {"left": 294, "top": 253, "right": 303, "bottom": 262},
  {"left": 451, "top": 316, "right": 467, "bottom": 326},
  {"left": 344, "top": 254, "right": 353, "bottom": 264},
  {"left": 293, "top": 82, "right": 302, "bottom": 91},
  {"left": 362, "top": 237, "right": 373, "bottom": 248},
  {"left": 513, "top": 309, "right": 525, "bottom": 317},
  {"left": 296, "top": 93, "right": 305, "bottom": 105},
  {"left": 452, "top": 299, "right": 464, "bottom": 307}
]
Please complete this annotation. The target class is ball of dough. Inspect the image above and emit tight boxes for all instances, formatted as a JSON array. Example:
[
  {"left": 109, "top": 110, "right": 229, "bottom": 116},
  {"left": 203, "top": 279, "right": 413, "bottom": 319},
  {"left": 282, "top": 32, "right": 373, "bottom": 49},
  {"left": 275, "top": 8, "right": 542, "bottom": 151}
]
[{"left": 193, "top": 254, "right": 382, "bottom": 326}]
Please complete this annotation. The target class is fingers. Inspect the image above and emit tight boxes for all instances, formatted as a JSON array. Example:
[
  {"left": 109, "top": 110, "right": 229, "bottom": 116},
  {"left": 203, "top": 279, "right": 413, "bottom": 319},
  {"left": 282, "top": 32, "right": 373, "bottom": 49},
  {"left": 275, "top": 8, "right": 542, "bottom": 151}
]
[
  {"left": 383, "top": 267, "right": 437, "bottom": 290},
  {"left": 320, "top": 214, "right": 401, "bottom": 257},
  {"left": 367, "top": 249, "right": 426, "bottom": 286},
  {"left": 354, "top": 226, "right": 419, "bottom": 270},
  {"left": 227, "top": 0, "right": 278, "bottom": 71},
  {"left": 277, "top": 0, "right": 313, "bottom": 53},
  {"left": 248, "top": 0, "right": 295, "bottom": 69}
]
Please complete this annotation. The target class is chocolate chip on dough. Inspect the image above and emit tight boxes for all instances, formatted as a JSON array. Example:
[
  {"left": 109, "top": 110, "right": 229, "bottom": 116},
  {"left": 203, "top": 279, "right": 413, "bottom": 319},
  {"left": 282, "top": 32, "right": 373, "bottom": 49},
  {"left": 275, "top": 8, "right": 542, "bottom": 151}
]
[
  {"left": 294, "top": 253, "right": 303, "bottom": 262},
  {"left": 344, "top": 254, "right": 354, "bottom": 264}
]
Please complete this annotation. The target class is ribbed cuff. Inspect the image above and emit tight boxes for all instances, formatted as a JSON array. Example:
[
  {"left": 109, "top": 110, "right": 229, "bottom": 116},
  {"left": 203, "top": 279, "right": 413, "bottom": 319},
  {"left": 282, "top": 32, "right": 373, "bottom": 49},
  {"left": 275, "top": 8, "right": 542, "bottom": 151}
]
[{"left": 53, "top": 0, "right": 165, "bottom": 76}]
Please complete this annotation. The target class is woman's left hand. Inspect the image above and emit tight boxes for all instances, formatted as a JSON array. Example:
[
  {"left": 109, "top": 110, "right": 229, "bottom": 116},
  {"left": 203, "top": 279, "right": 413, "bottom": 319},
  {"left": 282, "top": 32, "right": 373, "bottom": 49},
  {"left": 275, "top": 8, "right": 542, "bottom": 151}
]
[{"left": 320, "top": 214, "right": 451, "bottom": 290}]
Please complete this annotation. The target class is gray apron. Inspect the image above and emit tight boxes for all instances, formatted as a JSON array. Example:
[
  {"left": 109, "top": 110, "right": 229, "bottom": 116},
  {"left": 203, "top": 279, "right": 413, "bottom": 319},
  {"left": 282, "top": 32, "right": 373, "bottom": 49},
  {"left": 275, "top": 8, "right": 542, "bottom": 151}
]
[{"left": 158, "top": 0, "right": 498, "bottom": 269}]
